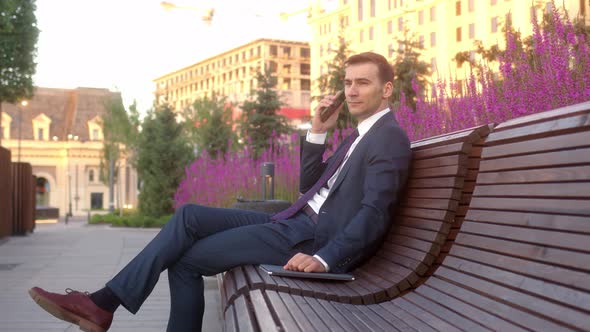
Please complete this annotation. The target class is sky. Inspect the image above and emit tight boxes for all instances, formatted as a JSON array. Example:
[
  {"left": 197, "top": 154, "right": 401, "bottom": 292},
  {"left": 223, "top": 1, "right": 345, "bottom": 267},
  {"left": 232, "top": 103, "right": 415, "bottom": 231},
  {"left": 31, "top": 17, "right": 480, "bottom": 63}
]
[{"left": 33, "top": 0, "right": 314, "bottom": 114}]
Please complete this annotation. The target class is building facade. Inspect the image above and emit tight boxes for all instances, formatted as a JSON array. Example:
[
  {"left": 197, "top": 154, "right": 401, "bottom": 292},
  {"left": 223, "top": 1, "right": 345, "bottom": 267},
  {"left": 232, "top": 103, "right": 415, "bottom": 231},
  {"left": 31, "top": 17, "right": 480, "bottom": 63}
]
[
  {"left": 153, "top": 38, "right": 312, "bottom": 127},
  {"left": 0, "top": 87, "right": 138, "bottom": 217},
  {"left": 308, "top": 0, "right": 588, "bottom": 102}
]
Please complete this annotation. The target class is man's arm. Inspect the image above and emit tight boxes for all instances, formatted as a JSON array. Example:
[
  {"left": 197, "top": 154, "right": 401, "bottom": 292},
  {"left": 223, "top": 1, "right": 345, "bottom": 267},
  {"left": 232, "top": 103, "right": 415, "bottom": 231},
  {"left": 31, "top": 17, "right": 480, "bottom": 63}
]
[{"left": 315, "top": 127, "right": 411, "bottom": 272}]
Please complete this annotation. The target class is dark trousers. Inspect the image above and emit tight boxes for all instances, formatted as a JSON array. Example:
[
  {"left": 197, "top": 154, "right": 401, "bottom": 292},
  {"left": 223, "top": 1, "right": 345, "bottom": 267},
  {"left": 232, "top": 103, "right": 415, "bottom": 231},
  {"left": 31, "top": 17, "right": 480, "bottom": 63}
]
[{"left": 106, "top": 204, "right": 316, "bottom": 331}]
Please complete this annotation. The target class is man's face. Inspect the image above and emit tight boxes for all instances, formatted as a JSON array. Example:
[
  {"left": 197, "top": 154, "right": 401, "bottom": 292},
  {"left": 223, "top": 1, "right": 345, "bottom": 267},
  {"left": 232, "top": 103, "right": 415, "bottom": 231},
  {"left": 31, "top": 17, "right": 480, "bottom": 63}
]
[{"left": 344, "top": 62, "right": 391, "bottom": 122}]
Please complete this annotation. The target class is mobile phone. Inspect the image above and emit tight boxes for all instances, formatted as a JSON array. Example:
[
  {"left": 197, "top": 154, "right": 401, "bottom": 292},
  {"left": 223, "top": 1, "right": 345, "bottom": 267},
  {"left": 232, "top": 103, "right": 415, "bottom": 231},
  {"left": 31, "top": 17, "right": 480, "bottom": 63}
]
[{"left": 319, "top": 90, "right": 346, "bottom": 122}]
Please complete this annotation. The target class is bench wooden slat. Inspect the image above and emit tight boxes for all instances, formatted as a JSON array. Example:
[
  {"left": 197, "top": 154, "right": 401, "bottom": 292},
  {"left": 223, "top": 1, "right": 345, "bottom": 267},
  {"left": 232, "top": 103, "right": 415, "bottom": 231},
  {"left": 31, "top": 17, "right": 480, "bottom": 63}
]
[
  {"left": 415, "top": 283, "right": 527, "bottom": 332},
  {"left": 387, "top": 234, "right": 440, "bottom": 254},
  {"left": 411, "top": 164, "right": 466, "bottom": 178},
  {"left": 234, "top": 294, "right": 258, "bottom": 332},
  {"left": 411, "top": 154, "right": 467, "bottom": 169},
  {"left": 483, "top": 130, "right": 590, "bottom": 159},
  {"left": 407, "top": 176, "right": 464, "bottom": 189},
  {"left": 473, "top": 182, "right": 590, "bottom": 198},
  {"left": 450, "top": 245, "right": 590, "bottom": 291},
  {"left": 493, "top": 101, "right": 590, "bottom": 130},
  {"left": 438, "top": 261, "right": 590, "bottom": 329},
  {"left": 290, "top": 294, "right": 335, "bottom": 331},
  {"left": 468, "top": 197, "right": 590, "bottom": 216},
  {"left": 476, "top": 165, "right": 590, "bottom": 184},
  {"left": 337, "top": 301, "right": 399, "bottom": 331},
  {"left": 402, "top": 198, "right": 458, "bottom": 212},
  {"left": 395, "top": 226, "right": 446, "bottom": 244},
  {"left": 363, "top": 304, "right": 416, "bottom": 332},
  {"left": 411, "top": 124, "right": 490, "bottom": 149},
  {"left": 464, "top": 209, "right": 590, "bottom": 233},
  {"left": 456, "top": 233, "right": 590, "bottom": 271},
  {"left": 479, "top": 148, "right": 590, "bottom": 172},
  {"left": 398, "top": 216, "right": 450, "bottom": 233},
  {"left": 412, "top": 142, "right": 470, "bottom": 160},
  {"left": 223, "top": 302, "right": 237, "bottom": 332},
  {"left": 378, "top": 301, "right": 438, "bottom": 332},
  {"left": 398, "top": 208, "right": 454, "bottom": 223},
  {"left": 392, "top": 297, "right": 463, "bottom": 332},
  {"left": 402, "top": 292, "right": 491, "bottom": 332},
  {"left": 303, "top": 296, "right": 355, "bottom": 331},
  {"left": 263, "top": 290, "right": 300, "bottom": 331},
  {"left": 406, "top": 188, "right": 462, "bottom": 200},
  {"left": 277, "top": 292, "right": 325, "bottom": 331},
  {"left": 426, "top": 276, "right": 573, "bottom": 331},
  {"left": 460, "top": 221, "right": 590, "bottom": 252},
  {"left": 486, "top": 113, "right": 590, "bottom": 145}
]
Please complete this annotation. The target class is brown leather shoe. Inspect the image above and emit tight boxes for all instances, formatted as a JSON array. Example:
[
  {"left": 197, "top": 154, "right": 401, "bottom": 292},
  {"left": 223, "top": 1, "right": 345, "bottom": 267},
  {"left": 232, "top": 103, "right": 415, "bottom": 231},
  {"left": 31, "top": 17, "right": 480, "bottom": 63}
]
[{"left": 28, "top": 287, "right": 113, "bottom": 332}]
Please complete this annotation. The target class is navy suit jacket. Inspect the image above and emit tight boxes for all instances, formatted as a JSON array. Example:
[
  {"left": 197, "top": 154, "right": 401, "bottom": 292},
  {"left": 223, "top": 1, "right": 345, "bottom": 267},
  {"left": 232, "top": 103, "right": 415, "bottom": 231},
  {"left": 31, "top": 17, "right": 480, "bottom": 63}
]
[{"left": 301, "top": 111, "right": 411, "bottom": 272}]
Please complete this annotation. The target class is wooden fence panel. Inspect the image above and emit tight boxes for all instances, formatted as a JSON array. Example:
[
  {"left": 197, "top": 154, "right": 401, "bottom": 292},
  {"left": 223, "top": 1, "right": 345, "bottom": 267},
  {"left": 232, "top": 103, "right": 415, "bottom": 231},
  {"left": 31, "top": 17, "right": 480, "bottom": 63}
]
[
  {"left": 11, "top": 162, "right": 34, "bottom": 235},
  {"left": 0, "top": 147, "right": 12, "bottom": 238}
]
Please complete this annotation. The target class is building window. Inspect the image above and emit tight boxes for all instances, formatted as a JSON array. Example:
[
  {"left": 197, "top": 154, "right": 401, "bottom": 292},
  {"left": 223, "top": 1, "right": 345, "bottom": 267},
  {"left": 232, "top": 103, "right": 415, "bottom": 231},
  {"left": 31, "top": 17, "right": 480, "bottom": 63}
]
[
  {"left": 468, "top": 0, "right": 475, "bottom": 12},
  {"left": 398, "top": 17, "right": 403, "bottom": 31},
  {"left": 91, "top": 193, "right": 103, "bottom": 209},
  {"left": 419, "top": 35, "right": 425, "bottom": 48},
  {"left": 430, "top": 6, "right": 436, "bottom": 21},
  {"left": 370, "top": 0, "right": 375, "bottom": 17},
  {"left": 456, "top": 27, "right": 462, "bottom": 42},
  {"left": 300, "top": 63, "right": 310, "bottom": 75},
  {"left": 270, "top": 45, "right": 277, "bottom": 56},
  {"left": 431, "top": 57, "right": 437, "bottom": 72},
  {"left": 456, "top": 1, "right": 461, "bottom": 15},
  {"left": 469, "top": 23, "right": 475, "bottom": 39},
  {"left": 418, "top": 10, "right": 424, "bottom": 24},
  {"left": 388, "top": 20, "right": 393, "bottom": 34},
  {"left": 283, "top": 46, "right": 291, "bottom": 57},
  {"left": 360, "top": 29, "right": 364, "bottom": 42},
  {"left": 430, "top": 32, "right": 436, "bottom": 47},
  {"left": 282, "top": 78, "right": 291, "bottom": 90},
  {"left": 301, "top": 79, "right": 310, "bottom": 90},
  {"left": 89, "top": 169, "right": 95, "bottom": 183},
  {"left": 358, "top": 0, "right": 363, "bottom": 21},
  {"left": 491, "top": 16, "right": 498, "bottom": 32},
  {"left": 92, "top": 129, "right": 99, "bottom": 140},
  {"left": 37, "top": 128, "right": 44, "bottom": 140},
  {"left": 300, "top": 48, "right": 310, "bottom": 57},
  {"left": 369, "top": 27, "right": 374, "bottom": 40},
  {"left": 491, "top": 0, "right": 497, "bottom": 5}
]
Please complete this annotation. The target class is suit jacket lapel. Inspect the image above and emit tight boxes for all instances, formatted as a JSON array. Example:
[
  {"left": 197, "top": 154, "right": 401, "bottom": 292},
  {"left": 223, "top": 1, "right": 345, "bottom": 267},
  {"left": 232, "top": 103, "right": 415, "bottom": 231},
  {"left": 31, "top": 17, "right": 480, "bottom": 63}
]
[{"left": 329, "top": 112, "right": 395, "bottom": 193}]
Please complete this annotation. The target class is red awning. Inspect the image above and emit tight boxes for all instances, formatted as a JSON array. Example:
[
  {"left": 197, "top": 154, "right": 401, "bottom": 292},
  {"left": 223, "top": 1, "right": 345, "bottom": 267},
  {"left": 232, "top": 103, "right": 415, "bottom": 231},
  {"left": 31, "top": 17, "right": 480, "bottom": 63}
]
[{"left": 277, "top": 108, "right": 310, "bottom": 119}]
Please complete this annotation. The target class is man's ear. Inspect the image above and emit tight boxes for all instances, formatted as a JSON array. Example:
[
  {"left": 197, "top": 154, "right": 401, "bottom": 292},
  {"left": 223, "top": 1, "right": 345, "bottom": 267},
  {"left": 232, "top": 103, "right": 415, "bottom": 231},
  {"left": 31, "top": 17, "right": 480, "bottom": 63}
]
[{"left": 382, "top": 81, "right": 394, "bottom": 99}]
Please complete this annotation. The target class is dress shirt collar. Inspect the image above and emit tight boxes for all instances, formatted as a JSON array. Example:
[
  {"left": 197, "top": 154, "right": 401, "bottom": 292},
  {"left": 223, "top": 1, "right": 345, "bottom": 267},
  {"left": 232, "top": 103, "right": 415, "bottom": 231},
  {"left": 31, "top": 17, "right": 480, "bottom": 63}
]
[{"left": 356, "top": 108, "right": 391, "bottom": 137}]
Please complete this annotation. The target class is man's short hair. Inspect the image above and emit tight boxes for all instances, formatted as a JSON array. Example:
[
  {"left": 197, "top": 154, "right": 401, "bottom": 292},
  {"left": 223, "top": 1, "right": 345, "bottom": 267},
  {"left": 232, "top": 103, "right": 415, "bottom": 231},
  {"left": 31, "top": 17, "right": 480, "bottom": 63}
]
[{"left": 345, "top": 52, "right": 394, "bottom": 85}]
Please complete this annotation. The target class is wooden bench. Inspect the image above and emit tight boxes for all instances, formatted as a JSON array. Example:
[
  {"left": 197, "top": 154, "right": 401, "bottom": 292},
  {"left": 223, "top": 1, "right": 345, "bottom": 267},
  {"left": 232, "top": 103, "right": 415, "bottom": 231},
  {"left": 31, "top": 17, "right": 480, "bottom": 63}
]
[
  {"left": 220, "top": 124, "right": 491, "bottom": 314},
  {"left": 223, "top": 101, "right": 590, "bottom": 331}
]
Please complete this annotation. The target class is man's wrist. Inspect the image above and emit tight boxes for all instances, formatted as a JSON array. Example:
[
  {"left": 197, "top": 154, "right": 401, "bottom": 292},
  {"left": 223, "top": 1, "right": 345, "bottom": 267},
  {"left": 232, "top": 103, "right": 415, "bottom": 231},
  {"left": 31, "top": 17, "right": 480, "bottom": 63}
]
[
  {"left": 313, "top": 254, "right": 330, "bottom": 272},
  {"left": 306, "top": 131, "right": 327, "bottom": 144}
]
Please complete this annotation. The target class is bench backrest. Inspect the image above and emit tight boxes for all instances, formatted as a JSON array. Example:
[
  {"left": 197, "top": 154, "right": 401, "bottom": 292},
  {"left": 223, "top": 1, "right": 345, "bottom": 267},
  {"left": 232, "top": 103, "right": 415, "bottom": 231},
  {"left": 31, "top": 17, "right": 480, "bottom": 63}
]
[
  {"left": 221, "top": 124, "right": 491, "bottom": 309},
  {"left": 433, "top": 101, "right": 590, "bottom": 331}
]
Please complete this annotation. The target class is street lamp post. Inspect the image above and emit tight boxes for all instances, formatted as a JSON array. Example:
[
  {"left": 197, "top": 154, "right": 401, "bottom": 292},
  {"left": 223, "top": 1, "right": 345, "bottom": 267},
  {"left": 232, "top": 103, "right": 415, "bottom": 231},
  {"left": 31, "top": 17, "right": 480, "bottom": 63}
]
[{"left": 66, "top": 134, "right": 79, "bottom": 219}]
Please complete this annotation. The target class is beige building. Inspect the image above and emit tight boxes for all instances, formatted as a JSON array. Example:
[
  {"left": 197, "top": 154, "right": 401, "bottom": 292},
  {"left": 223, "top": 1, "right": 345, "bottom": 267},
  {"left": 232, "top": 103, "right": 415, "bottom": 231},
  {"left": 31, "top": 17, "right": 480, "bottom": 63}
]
[
  {"left": 308, "top": 0, "right": 588, "bottom": 100},
  {"left": 0, "top": 87, "right": 138, "bottom": 217},
  {"left": 153, "top": 38, "right": 312, "bottom": 127}
]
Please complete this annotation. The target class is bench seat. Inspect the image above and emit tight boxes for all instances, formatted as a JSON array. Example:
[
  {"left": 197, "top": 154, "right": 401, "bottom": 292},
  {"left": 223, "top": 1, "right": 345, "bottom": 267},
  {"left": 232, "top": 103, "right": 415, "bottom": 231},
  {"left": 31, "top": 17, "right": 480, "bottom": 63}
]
[{"left": 223, "top": 101, "right": 590, "bottom": 332}]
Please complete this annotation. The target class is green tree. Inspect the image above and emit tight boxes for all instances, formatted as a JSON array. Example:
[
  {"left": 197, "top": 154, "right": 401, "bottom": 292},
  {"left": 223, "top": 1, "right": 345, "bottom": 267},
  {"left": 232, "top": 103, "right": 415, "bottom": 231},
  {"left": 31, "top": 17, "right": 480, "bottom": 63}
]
[
  {"left": 0, "top": 0, "right": 39, "bottom": 145},
  {"left": 99, "top": 96, "right": 139, "bottom": 188},
  {"left": 316, "top": 35, "right": 356, "bottom": 129},
  {"left": 390, "top": 32, "right": 431, "bottom": 111},
  {"left": 136, "top": 104, "right": 192, "bottom": 217},
  {"left": 183, "top": 95, "right": 236, "bottom": 158},
  {"left": 240, "top": 68, "right": 289, "bottom": 158}
]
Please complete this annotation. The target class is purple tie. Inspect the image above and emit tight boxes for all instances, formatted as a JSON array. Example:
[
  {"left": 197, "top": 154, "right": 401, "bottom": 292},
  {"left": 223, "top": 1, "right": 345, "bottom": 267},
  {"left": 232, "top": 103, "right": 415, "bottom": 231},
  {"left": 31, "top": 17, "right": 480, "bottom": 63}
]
[{"left": 271, "top": 129, "right": 359, "bottom": 221}]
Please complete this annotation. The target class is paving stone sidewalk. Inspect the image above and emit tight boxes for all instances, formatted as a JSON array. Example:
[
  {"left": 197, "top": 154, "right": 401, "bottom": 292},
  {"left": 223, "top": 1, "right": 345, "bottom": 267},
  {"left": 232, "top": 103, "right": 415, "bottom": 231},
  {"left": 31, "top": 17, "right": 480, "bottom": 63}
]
[{"left": 0, "top": 217, "right": 222, "bottom": 331}]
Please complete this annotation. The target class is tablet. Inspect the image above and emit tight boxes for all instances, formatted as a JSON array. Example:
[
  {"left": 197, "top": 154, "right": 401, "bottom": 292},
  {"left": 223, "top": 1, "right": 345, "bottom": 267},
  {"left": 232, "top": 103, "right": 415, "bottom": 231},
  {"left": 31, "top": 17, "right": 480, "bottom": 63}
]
[{"left": 259, "top": 264, "right": 355, "bottom": 281}]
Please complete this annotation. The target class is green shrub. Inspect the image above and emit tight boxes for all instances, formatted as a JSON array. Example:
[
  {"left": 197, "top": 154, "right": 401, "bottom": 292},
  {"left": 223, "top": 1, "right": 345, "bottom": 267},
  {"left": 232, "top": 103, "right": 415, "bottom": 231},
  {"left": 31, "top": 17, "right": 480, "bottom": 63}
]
[{"left": 88, "top": 212, "right": 172, "bottom": 228}]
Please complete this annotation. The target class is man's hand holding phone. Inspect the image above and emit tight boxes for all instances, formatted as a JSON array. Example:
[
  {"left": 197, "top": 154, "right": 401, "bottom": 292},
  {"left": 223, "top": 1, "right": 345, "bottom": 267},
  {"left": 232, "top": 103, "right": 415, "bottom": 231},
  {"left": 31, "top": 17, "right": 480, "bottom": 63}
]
[{"left": 311, "top": 90, "right": 346, "bottom": 134}]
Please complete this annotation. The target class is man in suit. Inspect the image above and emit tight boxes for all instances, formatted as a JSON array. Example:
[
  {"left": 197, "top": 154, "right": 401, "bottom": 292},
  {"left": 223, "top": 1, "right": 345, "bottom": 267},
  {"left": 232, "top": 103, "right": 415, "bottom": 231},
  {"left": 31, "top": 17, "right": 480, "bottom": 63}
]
[{"left": 28, "top": 52, "right": 412, "bottom": 332}]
